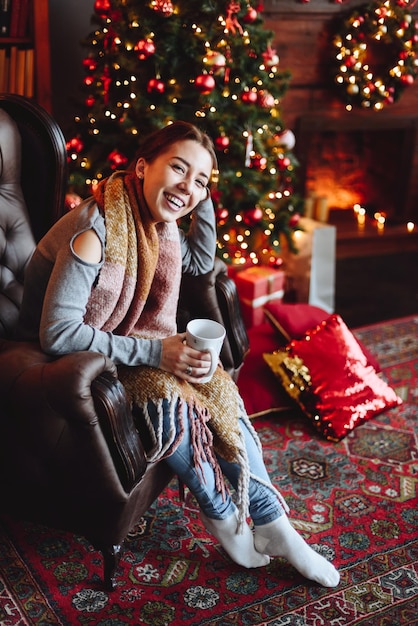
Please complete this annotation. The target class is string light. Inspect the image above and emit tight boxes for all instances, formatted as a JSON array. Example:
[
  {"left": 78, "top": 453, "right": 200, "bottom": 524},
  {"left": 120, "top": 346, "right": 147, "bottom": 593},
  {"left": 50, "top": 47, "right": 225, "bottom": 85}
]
[
  {"left": 68, "top": 1, "right": 298, "bottom": 266},
  {"left": 331, "top": 0, "right": 418, "bottom": 110}
]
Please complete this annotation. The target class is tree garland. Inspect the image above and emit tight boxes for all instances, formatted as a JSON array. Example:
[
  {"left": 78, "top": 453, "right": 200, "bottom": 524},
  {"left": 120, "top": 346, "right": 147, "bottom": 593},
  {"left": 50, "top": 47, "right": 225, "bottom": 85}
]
[{"left": 332, "top": 0, "right": 418, "bottom": 110}]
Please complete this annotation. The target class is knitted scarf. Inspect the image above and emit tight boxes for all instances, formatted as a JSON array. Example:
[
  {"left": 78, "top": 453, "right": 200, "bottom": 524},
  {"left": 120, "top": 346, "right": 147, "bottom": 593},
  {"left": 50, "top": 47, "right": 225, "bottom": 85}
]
[
  {"left": 84, "top": 170, "right": 180, "bottom": 338},
  {"left": 84, "top": 170, "right": 288, "bottom": 529}
]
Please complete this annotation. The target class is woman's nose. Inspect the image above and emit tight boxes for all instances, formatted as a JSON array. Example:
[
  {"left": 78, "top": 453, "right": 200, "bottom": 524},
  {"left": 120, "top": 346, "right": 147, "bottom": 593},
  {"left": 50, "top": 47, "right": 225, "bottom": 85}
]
[{"left": 178, "top": 177, "right": 192, "bottom": 194}]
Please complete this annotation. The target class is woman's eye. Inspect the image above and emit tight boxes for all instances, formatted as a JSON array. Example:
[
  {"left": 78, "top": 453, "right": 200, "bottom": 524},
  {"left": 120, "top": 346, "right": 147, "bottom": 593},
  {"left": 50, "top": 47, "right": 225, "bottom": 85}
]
[
  {"left": 172, "top": 163, "right": 184, "bottom": 174},
  {"left": 195, "top": 179, "right": 205, "bottom": 188}
]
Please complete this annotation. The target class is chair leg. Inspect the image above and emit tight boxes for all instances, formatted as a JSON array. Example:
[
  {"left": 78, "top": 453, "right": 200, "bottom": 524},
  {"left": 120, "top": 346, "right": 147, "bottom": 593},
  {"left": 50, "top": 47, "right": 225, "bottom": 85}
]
[{"left": 100, "top": 543, "right": 122, "bottom": 591}]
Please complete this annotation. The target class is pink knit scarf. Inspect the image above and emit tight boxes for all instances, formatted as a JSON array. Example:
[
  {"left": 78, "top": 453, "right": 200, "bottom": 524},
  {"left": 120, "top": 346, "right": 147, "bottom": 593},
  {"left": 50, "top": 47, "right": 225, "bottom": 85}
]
[{"left": 84, "top": 170, "right": 181, "bottom": 339}]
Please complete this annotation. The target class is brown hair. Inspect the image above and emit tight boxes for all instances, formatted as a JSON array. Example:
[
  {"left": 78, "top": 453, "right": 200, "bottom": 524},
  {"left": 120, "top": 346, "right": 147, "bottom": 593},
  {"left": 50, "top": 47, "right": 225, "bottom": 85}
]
[{"left": 136, "top": 121, "right": 218, "bottom": 173}]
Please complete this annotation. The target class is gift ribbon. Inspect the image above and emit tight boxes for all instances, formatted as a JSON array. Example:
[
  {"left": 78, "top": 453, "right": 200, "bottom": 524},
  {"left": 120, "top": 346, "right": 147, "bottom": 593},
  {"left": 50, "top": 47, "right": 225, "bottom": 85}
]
[{"left": 241, "top": 289, "right": 284, "bottom": 309}]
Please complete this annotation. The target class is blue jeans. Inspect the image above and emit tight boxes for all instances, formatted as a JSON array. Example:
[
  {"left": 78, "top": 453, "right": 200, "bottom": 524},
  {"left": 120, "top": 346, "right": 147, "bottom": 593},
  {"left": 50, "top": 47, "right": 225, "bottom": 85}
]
[{"left": 150, "top": 400, "right": 285, "bottom": 525}]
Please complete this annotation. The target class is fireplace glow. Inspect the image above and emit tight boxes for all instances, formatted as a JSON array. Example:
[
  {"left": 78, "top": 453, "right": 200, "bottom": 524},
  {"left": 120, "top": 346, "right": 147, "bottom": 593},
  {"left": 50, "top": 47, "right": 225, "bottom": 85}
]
[{"left": 297, "top": 114, "right": 418, "bottom": 228}]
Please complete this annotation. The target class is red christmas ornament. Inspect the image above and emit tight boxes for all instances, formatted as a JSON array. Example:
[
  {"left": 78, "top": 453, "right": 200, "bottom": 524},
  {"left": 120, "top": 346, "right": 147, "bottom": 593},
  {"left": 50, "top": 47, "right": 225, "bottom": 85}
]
[
  {"left": 241, "top": 90, "right": 258, "bottom": 104},
  {"left": 135, "top": 39, "right": 156, "bottom": 60},
  {"left": 195, "top": 74, "right": 216, "bottom": 94},
  {"left": 108, "top": 149, "right": 129, "bottom": 170},
  {"left": 65, "top": 193, "right": 83, "bottom": 211},
  {"left": 204, "top": 50, "right": 227, "bottom": 72},
  {"left": 262, "top": 45, "right": 279, "bottom": 68},
  {"left": 147, "top": 78, "right": 165, "bottom": 93},
  {"left": 289, "top": 212, "right": 300, "bottom": 227},
  {"left": 216, "top": 207, "right": 229, "bottom": 222},
  {"left": 94, "top": 0, "right": 112, "bottom": 19},
  {"left": 400, "top": 74, "right": 414, "bottom": 85},
  {"left": 84, "top": 76, "right": 94, "bottom": 87},
  {"left": 243, "top": 207, "right": 263, "bottom": 225},
  {"left": 101, "top": 66, "right": 112, "bottom": 104},
  {"left": 250, "top": 154, "right": 267, "bottom": 170},
  {"left": 243, "top": 7, "right": 258, "bottom": 23},
  {"left": 269, "top": 256, "right": 284, "bottom": 269},
  {"left": 211, "top": 189, "right": 222, "bottom": 205},
  {"left": 82, "top": 57, "right": 98, "bottom": 72},
  {"left": 277, "top": 156, "right": 291, "bottom": 170},
  {"left": 66, "top": 137, "right": 84, "bottom": 153},
  {"left": 215, "top": 135, "right": 230, "bottom": 150},
  {"left": 257, "top": 90, "right": 275, "bottom": 108},
  {"left": 151, "top": 0, "right": 174, "bottom": 17},
  {"left": 225, "top": 1, "right": 244, "bottom": 35},
  {"left": 276, "top": 129, "right": 296, "bottom": 150},
  {"left": 85, "top": 95, "right": 96, "bottom": 107}
]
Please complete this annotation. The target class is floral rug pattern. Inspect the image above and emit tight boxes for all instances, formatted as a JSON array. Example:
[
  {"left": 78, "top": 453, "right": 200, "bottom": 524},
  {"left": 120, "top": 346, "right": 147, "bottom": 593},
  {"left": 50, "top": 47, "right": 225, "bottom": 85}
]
[{"left": 0, "top": 316, "right": 417, "bottom": 625}]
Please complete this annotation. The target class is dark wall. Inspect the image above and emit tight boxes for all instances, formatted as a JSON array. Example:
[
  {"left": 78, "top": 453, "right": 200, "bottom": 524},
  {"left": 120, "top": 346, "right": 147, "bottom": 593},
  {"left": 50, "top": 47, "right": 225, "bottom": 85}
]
[{"left": 48, "top": 0, "right": 94, "bottom": 134}]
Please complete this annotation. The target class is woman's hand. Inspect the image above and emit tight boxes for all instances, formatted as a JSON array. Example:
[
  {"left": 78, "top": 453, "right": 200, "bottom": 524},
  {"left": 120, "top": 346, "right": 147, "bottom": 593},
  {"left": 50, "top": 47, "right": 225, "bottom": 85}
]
[{"left": 160, "top": 333, "right": 213, "bottom": 382}]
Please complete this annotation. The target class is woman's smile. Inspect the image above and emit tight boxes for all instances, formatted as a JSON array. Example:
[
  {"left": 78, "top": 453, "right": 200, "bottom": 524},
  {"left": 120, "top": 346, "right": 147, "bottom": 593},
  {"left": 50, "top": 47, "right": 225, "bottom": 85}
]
[
  {"left": 138, "top": 139, "right": 213, "bottom": 223},
  {"left": 164, "top": 191, "right": 186, "bottom": 211}
]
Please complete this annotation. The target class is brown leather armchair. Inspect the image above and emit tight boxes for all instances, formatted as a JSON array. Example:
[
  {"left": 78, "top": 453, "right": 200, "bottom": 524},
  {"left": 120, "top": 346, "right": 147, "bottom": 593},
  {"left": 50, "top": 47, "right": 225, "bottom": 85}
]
[{"left": 0, "top": 94, "right": 249, "bottom": 590}]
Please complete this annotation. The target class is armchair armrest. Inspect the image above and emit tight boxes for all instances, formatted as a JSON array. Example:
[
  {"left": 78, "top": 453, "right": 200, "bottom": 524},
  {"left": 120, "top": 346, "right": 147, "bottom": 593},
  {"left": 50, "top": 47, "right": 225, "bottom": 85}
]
[
  {"left": 91, "top": 371, "right": 147, "bottom": 491},
  {"left": 0, "top": 340, "right": 147, "bottom": 493}
]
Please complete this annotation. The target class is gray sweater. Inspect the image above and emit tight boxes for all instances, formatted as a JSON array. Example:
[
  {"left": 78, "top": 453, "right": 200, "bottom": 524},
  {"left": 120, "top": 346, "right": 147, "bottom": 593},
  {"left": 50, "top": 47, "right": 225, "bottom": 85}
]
[{"left": 17, "top": 194, "right": 216, "bottom": 367}]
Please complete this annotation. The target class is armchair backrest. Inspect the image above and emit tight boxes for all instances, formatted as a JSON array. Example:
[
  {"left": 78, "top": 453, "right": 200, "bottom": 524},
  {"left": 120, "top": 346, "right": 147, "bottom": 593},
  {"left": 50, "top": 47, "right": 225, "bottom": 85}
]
[
  {"left": 0, "top": 94, "right": 68, "bottom": 241},
  {"left": 0, "top": 95, "right": 67, "bottom": 338}
]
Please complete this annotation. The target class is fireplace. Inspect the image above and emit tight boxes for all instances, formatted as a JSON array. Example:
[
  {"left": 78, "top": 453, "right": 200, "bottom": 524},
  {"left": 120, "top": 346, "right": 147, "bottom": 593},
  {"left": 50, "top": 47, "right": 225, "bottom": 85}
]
[{"left": 296, "top": 113, "right": 418, "bottom": 225}]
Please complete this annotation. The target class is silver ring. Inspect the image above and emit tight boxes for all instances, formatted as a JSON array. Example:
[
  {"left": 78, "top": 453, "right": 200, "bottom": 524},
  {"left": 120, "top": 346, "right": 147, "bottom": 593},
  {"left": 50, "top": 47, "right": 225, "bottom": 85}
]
[{"left": 186, "top": 365, "right": 192, "bottom": 376}]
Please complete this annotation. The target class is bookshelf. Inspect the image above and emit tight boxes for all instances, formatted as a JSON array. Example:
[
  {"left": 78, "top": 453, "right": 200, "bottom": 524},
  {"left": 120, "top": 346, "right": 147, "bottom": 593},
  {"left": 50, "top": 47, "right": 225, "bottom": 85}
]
[{"left": 0, "top": 0, "right": 51, "bottom": 112}]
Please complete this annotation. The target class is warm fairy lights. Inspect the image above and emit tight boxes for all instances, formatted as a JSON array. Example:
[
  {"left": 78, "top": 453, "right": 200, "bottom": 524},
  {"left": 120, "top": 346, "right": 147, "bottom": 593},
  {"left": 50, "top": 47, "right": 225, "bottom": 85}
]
[
  {"left": 66, "top": 2, "right": 302, "bottom": 265},
  {"left": 351, "top": 205, "right": 417, "bottom": 235},
  {"left": 332, "top": 0, "right": 418, "bottom": 110},
  {"left": 353, "top": 203, "right": 366, "bottom": 227}
]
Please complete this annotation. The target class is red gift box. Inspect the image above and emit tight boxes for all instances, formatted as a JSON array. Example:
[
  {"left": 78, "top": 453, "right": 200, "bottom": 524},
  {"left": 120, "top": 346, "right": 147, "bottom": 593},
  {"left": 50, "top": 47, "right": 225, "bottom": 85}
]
[{"left": 234, "top": 266, "right": 285, "bottom": 328}]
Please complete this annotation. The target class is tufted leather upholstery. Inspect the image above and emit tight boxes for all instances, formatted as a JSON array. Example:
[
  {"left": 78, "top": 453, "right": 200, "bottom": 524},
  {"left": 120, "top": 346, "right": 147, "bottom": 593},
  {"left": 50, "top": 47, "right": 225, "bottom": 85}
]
[
  {"left": 0, "top": 94, "right": 249, "bottom": 590},
  {"left": 0, "top": 109, "right": 36, "bottom": 336}
]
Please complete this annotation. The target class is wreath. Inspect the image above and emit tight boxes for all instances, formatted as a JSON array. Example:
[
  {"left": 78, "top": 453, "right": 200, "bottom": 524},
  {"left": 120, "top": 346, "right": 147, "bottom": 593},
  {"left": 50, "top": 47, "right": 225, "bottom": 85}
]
[{"left": 331, "top": 0, "right": 418, "bottom": 109}]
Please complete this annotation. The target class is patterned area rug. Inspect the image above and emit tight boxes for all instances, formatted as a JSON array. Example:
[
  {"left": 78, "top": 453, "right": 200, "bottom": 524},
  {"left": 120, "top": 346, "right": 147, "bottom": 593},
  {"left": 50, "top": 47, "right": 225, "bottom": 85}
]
[{"left": 1, "top": 316, "right": 417, "bottom": 625}]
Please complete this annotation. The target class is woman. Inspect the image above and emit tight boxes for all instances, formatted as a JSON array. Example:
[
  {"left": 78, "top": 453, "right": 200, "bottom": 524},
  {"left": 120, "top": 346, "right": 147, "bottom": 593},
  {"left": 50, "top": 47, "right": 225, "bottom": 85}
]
[{"left": 17, "top": 121, "right": 339, "bottom": 587}]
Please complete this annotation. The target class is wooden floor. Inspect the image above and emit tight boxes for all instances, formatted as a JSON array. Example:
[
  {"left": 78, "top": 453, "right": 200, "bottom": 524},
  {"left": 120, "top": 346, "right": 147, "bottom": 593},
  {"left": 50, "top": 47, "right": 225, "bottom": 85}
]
[{"left": 328, "top": 210, "right": 418, "bottom": 259}]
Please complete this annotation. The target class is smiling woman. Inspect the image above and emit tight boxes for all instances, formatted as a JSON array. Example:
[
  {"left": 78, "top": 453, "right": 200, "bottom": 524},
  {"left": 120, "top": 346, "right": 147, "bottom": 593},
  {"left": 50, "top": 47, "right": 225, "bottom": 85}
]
[
  {"left": 136, "top": 139, "right": 213, "bottom": 223},
  {"left": 15, "top": 120, "right": 339, "bottom": 589}
]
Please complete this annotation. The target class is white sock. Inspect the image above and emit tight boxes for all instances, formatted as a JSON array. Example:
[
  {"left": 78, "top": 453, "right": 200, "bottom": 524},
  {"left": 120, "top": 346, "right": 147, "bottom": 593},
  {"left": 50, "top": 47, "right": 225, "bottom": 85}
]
[
  {"left": 254, "top": 514, "right": 340, "bottom": 587},
  {"left": 201, "top": 510, "right": 270, "bottom": 569}
]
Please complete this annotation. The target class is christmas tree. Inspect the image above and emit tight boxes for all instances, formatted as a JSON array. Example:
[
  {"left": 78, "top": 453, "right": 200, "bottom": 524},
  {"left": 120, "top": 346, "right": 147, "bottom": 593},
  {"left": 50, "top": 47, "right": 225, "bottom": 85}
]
[{"left": 66, "top": 0, "right": 302, "bottom": 265}]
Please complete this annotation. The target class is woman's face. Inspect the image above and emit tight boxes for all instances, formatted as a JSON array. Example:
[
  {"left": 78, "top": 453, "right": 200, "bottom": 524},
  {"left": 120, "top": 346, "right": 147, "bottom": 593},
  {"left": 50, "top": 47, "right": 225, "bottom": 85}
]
[{"left": 136, "top": 139, "right": 213, "bottom": 223}]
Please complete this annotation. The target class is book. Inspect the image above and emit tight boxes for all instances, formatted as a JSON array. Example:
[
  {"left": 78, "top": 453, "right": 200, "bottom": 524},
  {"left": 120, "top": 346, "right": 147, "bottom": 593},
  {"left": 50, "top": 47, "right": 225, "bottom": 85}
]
[
  {"left": 9, "top": 0, "right": 21, "bottom": 37},
  {"left": 0, "top": 0, "right": 12, "bottom": 36},
  {"left": 8, "top": 0, "right": 30, "bottom": 38},
  {"left": 17, "top": 0, "right": 29, "bottom": 38},
  {"left": 16, "top": 45, "right": 25, "bottom": 94},
  {"left": 0, "top": 46, "right": 8, "bottom": 91},
  {"left": 8, "top": 44, "right": 17, "bottom": 91},
  {"left": 24, "top": 46, "right": 33, "bottom": 96}
]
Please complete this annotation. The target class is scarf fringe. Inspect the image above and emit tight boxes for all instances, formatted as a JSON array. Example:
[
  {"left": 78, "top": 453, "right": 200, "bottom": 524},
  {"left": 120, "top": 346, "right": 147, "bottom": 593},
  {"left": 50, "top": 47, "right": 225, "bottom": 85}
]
[{"left": 120, "top": 369, "right": 289, "bottom": 533}]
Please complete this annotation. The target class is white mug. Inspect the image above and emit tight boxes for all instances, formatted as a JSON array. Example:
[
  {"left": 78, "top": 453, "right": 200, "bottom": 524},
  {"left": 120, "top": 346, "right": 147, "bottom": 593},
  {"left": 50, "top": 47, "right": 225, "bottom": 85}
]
[{"left": 186, "top": 319, "right": 226, "bottom": 383}]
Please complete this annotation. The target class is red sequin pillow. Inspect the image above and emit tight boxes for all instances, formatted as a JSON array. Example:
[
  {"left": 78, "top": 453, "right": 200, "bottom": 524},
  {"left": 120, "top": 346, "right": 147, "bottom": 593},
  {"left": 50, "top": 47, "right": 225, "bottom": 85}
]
[
  {"left": 263, "top": 300, "right": 381, "bottom": 372},
  {"left": 263, "top": 301, "right": 328, "bottom": 342},
  {"left": 263, "top": 314, "right": 402, "bottom": 441}
]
